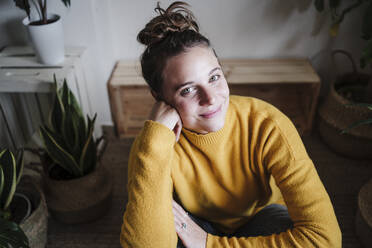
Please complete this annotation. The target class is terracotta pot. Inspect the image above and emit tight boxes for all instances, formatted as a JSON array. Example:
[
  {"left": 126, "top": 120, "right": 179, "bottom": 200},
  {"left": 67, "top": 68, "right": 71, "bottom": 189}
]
[
  {"left": 44, "top": 163, "right": 112, "bottom": 224},
  {"left": 18, "top": 179, "right": 48, "bottom": 248}
]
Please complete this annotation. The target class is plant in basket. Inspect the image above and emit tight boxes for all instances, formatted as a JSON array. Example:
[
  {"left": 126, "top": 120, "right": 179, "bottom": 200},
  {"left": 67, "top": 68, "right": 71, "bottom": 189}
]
[
  {"left": 0, "top": 148, "right": 48, "bottom": 248},
  {"left": 317, "top": 49, "right": 372, "bottom": 159},
  {"left": 36, "top": 76, "right": 112, "bottom": 224},
  {"left": 0, "top": 149, "right": 29, "bottom": 248}
]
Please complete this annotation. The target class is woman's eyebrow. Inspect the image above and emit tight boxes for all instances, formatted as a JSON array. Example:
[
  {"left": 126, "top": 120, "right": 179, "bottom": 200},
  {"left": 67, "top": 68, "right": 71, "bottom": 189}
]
[{"left": 209, "top": 67, "right": 221, "bottom": 75}]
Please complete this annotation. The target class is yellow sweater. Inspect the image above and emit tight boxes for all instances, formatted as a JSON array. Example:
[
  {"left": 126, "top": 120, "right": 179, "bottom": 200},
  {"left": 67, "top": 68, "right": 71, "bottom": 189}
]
[{"left": 120, "top": 95, "right": 341, "bottom": 248}]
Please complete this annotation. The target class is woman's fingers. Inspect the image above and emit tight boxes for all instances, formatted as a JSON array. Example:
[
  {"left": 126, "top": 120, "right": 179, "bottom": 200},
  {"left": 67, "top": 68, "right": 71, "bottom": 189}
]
[
  {"left": 149, "top": 101, "right": 182, "bottom": 139},
  {"left": 172, "top": 200, "right": 208, "bottom": 248}
]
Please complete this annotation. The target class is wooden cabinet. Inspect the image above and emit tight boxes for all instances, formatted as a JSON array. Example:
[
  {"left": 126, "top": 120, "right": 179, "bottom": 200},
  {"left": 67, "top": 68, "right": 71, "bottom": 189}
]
[{"left": 107, "top": 59, "right": 320, "bottom": 138}]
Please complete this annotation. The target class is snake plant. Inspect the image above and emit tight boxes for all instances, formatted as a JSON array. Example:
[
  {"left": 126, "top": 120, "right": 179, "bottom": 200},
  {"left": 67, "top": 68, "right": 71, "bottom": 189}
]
[
  {"left": 39, "top": 76, "right": 98, "bottom": 179},
  {"left": 0, "top": 218, "right": 29, "bottom": 248},
  {"left": 0, "top": 149, "right": 24, "bottom": 221}
]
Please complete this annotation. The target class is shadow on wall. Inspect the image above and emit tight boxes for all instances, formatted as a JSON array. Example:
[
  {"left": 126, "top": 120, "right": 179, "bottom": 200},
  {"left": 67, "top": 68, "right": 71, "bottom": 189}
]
[
  {"left": 262, "top": 0, "right": 313, "bottom": 27},
  {"left": 4, "top": 17, "right": 29, "bottom": 46}
]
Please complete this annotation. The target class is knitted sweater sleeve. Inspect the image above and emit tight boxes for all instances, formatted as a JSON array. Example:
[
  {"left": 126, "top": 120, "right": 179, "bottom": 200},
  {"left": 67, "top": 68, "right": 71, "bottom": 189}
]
[
  {"left": 207, "top": 109, "right": 341, "bottom": 247},
  {"left": 120, "top": 120, "right": 178, "bottom": 248}
]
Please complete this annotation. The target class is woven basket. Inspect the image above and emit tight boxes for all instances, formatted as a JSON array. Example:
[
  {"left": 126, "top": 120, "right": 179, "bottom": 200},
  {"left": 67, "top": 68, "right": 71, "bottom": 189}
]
[
  {"left": 318, "top": 50, "right": 372, "bottom": 159},
  {"left": 44, "top": 162, "right": 112, "bottom": 224},
  {"left": 356, "top": 177, "right": 372, "bottom": 247},
  {"left": 19, "top": 178, "right": 48, "bottom": 248}
]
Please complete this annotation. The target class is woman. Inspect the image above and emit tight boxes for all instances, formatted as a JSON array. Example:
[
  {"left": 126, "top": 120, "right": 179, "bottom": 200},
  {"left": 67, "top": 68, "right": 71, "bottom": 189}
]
[{"left": 120, "top": 2, "right": 341, "bottom": 248}]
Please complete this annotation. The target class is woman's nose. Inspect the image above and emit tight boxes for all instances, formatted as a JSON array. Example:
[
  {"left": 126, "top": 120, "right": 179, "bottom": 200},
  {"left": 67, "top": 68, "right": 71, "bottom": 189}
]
[{"left": 199, "top": 87, "right": 216, "bottom": 106}]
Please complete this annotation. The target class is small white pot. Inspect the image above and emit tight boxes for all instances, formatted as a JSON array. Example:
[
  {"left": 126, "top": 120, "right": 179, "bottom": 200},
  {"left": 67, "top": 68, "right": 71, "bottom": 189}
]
[{"left": 23, "top": 14, "right": 65, "bottom": 65}]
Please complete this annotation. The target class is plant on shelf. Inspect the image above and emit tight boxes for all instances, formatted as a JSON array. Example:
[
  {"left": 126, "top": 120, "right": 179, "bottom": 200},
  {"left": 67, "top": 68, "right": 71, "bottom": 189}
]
[
  {"left": 34, "top": 76, "right": 112, "bottom": 224},
  {"left": 0, "top": 149, "right": 29, "bottom": 248},
  {"left": 314, "top": 0, "right": 372, "bottom": 68},
  {"left": 13, "top": 0, "right": 71, "bottom": 25},
  {"left": 13, "top": 0, "right": 71, "bottom": 65}
]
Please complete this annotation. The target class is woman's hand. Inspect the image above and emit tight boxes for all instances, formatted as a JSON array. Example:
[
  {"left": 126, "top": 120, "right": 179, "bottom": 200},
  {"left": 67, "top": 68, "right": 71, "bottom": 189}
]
[
  {"left": 149, "top": 101, "right": 182, "bottom": 141},
  {"left": 172, "top": 200, "right": 207, "bottom": 248}
]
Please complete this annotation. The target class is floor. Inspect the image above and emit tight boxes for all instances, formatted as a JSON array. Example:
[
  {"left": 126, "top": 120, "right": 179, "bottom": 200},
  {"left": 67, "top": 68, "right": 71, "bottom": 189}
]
[{"left": 46, "top": 126, "right": 372, "bottom": 247}]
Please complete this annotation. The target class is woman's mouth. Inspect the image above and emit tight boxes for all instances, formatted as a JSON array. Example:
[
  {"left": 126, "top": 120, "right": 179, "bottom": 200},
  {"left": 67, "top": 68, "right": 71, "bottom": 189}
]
[{"left": 200, "top": 105, "right": 222, "bottom": 119}]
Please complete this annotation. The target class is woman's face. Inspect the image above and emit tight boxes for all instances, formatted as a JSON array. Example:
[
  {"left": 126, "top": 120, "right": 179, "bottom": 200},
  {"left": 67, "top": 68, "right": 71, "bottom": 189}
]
[{"left": 161, "top": 45, "right": 230, "bottom": 134}]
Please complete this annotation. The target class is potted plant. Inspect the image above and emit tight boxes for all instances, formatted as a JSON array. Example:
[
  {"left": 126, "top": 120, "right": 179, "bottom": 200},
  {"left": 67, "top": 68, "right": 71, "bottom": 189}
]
[
  {"left": 314, "top": 0, "right": 372, "bottom": 158},
  {"left": 0, "top": 148, "right": 48, "bottom": 248},
  {"left": 0, "top": 218, "right": 29, "bottom": 248},
  {"left": 33, "top": 76, "right": 111, "bottom": 224},
  {"left": 14, "top": 0, "right": 71, "bottom": 65}
]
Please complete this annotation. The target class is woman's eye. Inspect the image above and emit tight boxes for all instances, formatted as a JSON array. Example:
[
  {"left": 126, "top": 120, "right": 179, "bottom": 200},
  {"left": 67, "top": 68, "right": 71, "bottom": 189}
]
[
  {"left": 181, "top": 87, "right": 194, "bottom": 96},
  {"left": 209, "top": 75, "right": 220, "bottom": 82}
]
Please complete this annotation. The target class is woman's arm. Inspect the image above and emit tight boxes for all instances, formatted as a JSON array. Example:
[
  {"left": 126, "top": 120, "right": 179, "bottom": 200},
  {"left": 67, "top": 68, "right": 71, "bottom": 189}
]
[
  {"left": 120, "top": 102, "right": 182, "bottom": 248},
  {"left": 206, "top": 110, "right": 341, "bottom": 248}
]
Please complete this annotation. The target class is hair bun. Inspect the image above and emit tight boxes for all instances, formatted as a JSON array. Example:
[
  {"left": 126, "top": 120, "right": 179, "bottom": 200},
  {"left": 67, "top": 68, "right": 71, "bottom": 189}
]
[{"left": 137, "top": 1, "right": 199, "bottom": 46}]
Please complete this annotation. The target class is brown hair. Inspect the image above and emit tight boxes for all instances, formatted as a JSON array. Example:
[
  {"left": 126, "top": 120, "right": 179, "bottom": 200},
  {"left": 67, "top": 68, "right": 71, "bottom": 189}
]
[{"left": 137, "top": 1, "right": 212, "bottom": 94}]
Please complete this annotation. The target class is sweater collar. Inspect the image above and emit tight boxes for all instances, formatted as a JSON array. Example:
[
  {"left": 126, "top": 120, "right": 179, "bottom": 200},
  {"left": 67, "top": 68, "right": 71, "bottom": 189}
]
[{"left": 181, "top": 99, "right": 234, "bottom": 146}]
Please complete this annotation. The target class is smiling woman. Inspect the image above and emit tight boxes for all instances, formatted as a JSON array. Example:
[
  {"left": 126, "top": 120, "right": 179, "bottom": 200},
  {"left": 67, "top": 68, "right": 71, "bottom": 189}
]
[{"left": 120, "top": 1, "right": 341, "bottom": 248}]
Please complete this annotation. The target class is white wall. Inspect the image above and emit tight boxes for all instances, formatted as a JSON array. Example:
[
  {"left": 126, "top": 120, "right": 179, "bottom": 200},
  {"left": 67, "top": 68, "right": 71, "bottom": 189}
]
[{"left": 0, "top": 0, "right": 369, "bottom": 129}]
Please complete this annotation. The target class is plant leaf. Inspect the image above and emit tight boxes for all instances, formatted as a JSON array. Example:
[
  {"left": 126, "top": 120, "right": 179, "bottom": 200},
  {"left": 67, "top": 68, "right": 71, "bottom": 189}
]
[
  {"left": 15, "top": 149, "right": 24, "bottom": 185},
  {"left": 315, "top": 0, "right": 324, "bottom": 12},
  {"left": 14, "top": 0, "right": 31, "bottom": 19},
  {"left": 0, "top": 167, "right": 4, "bottom": 204},
  {"left": 361, "top": 39, "right": 372, "bottom": 68},
  {"left": 61, "top": 0, "right": 71, "bottom": 7},
  {"left": 342, "top": 118, "right": 372, "bottom": 134},
  {"left": 0, "top": 218, "right": 29, "bottom": 248},
  {"left": 40, "top": 127, "right": 82, "bottom": 177},
  {"left": 0, "top": 150, "right": 17, "bottom": 211},
  {"left": 50, "top": 77, "right": 65, "bottom": 133},
  {"left": 79, "top": 114, "right": 97, "bottom": 175}
]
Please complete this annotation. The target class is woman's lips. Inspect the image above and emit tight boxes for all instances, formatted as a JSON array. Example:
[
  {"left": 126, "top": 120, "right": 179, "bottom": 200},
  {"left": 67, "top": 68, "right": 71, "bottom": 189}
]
[{"left": 200, "top": 105, "right": 222, "bottom": 119}]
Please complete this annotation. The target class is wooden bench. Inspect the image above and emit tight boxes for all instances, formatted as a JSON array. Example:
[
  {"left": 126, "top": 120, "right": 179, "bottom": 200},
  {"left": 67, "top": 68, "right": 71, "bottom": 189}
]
[{"left": 107, "top": 59, "right": 321, "bottom": 138}]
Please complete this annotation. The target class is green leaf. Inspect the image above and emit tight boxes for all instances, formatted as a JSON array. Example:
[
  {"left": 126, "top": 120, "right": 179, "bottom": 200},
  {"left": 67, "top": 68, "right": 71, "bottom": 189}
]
[
  {"left": 360, "top": 39, "right": 372, "bottom": 68},
  {"left": 0, "top": 219, "right": 29, "bottom": 248},
  {"left": 80, "top": 114, "right": 97, "bottom": 175},
  {"left": 13, "top": 0, "right": 31, "bottom": 19},
  {"left": 50, "top": 77, "right": 65, "bottom": 133},
  {"left": 0, "top": 168, "right": 4, "bottom": 204},
  {"left": 61, "top": 80, "right": 70, "bottom": 111},
  {"left": 40, "top": 127, "right": 82, "bottom": 177},
  {"left": 0, "top": 150, "right": 17, "bottom": 211},
  {"left": 15, "top": 149, "right": 24, "bottom": 185},
  {"left": 61, "top": 0, "right": 71, "bottom": 8},
  {"left": 315, "top": 0, "right": 324, "bottom": 12},
  {"left": 362, "top": 2, "right": 372, "bottom": 40},
  {"left": 342, "top": 118, "right": 372, "bottom": 134}
]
